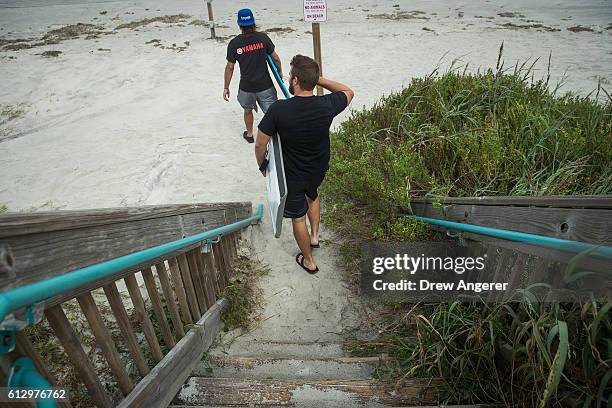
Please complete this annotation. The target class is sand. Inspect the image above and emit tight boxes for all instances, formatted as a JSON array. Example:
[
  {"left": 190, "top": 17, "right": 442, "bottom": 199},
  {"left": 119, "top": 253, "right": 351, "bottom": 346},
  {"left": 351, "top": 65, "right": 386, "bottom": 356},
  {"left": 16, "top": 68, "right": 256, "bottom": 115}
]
[
  {"left": 0, "top": 0, "right": 611, "bottom": 373},
  {"left": 1, "top": 0, "right": 610, "bottom": 211}
]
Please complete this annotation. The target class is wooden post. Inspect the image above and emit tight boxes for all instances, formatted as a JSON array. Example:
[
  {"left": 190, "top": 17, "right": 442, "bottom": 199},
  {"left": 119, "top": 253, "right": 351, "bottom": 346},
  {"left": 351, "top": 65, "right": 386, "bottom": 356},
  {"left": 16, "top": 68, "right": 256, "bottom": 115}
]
[
  {"left": 206, "top": 1, "right": 216, "bottom": 39},
  {"left": 312, "top": 22, "right": 323, "bottom": 96},
  {"left": 195, "top": 251, "right": 216, "bottom": 308},
  {"left": 45, "top": 305, "right": 113, "bottom": 408},
  {"left": 103, "top": 282, "right": 150, "bottom": 377},
  {"left": 168, "top": 257, "right": 194, "bottom": 325},
  {"left": 155, "top": 262, "right": 186, "bottom": 339},
  {"left": 141, "top": 268, "right": 176, "bottom": 349},
  {"left": 124, "top": 274, "right": 164, "bottom": 363},
  {"left": 178, "top": 253, "right": 202, "bottom": 320},
  {"left": 77, "top": 293, "right": 133, "bottom": 395},
  {"left": 187, "top": 250, "right": 208, "bottom": 313}
]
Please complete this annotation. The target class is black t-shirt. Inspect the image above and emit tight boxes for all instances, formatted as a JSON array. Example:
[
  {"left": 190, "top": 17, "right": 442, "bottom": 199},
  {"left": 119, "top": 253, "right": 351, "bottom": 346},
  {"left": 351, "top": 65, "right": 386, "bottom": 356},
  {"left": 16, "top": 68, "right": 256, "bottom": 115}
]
[
  {"left": 258, "top": 92, "right": 348, "bottom": 183},
  {"left": 226, "top": 32, "right": 275, "bottom": 93}
]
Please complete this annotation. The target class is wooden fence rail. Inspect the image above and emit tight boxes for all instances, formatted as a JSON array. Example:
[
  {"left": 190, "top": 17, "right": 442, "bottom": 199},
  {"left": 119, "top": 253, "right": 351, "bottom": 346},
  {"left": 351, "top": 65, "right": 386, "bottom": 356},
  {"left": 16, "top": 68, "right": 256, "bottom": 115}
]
[
  {"left": 407, "top": 195, "right": 612, "bottom": 301},
  {"left": 0, "top": 202, "right": 252, "bottom": 407}
]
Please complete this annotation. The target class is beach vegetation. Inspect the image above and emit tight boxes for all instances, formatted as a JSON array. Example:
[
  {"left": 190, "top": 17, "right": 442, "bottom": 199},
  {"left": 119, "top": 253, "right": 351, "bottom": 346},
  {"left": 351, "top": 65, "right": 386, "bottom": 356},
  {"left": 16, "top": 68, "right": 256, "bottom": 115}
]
[{"left": 324, "top": 46, "right": 611, "bottom": 406}]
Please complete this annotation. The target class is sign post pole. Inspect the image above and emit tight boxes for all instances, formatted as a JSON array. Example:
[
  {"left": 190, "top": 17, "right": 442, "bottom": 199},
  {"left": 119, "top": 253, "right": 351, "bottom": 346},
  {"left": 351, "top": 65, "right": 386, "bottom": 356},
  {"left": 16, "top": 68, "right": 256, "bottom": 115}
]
[
  {"left": 206, "top": 1, "right": 216, "bottom": 39},
  {"left": 312, "top": 22, "right": 323, "bottom": 96},
  {"left": 303, "top": 0, "right": 327, "bottom": 96}
]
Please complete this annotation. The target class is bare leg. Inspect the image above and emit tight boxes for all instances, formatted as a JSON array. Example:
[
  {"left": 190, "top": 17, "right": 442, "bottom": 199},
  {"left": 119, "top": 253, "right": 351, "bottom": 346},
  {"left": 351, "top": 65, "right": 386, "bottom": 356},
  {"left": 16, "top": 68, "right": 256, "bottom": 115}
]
[
  {"left": 306, "top": 196, "right": 320, "bottom": 246},
  {"left": 244, "top": 110, "right": 254, "bottom": 137},
  {"left": 292, "top": 216, "right": 317, "bottom": 271}
]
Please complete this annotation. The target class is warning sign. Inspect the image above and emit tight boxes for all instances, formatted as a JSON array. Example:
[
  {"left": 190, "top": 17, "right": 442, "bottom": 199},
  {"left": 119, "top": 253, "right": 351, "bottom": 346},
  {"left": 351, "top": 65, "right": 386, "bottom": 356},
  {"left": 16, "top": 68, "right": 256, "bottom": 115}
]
[{"left": 303, "top": 0, "right": 327, "bottom": 22}]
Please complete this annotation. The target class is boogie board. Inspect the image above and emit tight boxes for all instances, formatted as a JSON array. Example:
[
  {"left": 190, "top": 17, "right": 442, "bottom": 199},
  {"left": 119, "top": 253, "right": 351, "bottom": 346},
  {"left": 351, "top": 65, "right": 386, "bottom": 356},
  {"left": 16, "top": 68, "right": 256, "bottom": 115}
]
[{"left": 265, "top": 54, "right": 291, "bottom": 238}]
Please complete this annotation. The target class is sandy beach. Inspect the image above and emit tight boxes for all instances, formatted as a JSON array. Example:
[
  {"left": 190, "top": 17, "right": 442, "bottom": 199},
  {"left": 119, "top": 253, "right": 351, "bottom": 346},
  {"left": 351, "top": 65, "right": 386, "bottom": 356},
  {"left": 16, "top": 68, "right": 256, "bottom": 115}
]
[{"left": 0, "top": 0, "right": 610, "bottom": 214}]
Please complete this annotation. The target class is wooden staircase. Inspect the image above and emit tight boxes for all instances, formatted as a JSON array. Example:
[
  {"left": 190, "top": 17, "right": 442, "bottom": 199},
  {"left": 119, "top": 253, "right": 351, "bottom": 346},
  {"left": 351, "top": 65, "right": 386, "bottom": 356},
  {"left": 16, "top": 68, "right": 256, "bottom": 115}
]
[{"left": 171, "top": 340, "right": 439, "bottom": 407}]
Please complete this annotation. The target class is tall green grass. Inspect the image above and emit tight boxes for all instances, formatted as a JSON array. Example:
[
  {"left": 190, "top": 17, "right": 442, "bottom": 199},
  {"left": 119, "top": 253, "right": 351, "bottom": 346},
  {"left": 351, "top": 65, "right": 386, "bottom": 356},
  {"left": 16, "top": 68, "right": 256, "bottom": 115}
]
[
  {"left": 323, "top": 49, "right": 611, "bottom": 241},
  {"left": 323, "top": 49, "right": 611, "bottom": 406}
]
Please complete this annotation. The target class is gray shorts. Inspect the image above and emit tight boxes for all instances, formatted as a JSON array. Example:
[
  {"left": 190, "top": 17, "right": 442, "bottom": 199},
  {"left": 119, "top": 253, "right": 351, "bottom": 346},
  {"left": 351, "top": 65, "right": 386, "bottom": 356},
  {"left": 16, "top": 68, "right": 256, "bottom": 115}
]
[{"left": 237, "top": 86, "right": 277, "bottom": 113}]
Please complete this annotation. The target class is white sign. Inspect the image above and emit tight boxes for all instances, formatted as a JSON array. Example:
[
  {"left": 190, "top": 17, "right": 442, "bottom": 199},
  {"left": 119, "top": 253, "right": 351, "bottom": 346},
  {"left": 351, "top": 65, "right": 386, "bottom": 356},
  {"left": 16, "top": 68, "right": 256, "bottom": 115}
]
[{"left": 303, "top": 0, "right": 327, "bottom": 22}]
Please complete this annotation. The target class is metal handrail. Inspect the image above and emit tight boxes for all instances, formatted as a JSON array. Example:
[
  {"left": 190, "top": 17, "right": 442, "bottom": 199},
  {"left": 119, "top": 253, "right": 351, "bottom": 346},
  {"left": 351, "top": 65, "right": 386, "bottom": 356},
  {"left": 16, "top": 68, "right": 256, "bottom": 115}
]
[
  {"left": 0, "top": 204, "right": 264, "bottom": 326},
  {"left": 409, "top": 215, "right": 612, "bottom": 259}
]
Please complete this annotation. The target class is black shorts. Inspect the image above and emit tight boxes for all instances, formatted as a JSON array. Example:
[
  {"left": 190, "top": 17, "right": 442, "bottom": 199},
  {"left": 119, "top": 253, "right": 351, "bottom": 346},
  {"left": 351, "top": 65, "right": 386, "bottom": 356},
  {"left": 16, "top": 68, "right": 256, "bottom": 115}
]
[{"left": 283, "top": 177, "right": 324, "bottom": 219}]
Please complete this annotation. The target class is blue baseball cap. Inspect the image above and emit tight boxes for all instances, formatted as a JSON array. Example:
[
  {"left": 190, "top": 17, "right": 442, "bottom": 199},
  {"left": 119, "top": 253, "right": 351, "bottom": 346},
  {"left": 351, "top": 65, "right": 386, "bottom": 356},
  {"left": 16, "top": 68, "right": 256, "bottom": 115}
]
[{"left": 237, "top": 8, "right": 255, "bottom": 27}]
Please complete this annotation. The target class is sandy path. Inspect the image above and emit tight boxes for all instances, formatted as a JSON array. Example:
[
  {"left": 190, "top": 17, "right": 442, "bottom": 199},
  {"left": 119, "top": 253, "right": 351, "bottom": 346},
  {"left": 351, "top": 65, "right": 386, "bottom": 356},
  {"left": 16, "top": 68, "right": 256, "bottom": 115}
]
[{"left": 0, "top": 0, "right": 610, "bottom": 364}]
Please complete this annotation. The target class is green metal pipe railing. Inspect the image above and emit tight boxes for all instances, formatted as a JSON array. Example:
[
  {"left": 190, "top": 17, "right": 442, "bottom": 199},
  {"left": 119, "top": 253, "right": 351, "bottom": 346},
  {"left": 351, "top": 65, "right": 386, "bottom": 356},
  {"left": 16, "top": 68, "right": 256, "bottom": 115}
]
[
  {"left": 408, "top": 215, "right": 612, "bottom": 259},
  {"left": 8, "top": 357, "right": 56, "bottom": 408},
  {"left": 0, "top": 203, "right": 263, "bottom": 329}
]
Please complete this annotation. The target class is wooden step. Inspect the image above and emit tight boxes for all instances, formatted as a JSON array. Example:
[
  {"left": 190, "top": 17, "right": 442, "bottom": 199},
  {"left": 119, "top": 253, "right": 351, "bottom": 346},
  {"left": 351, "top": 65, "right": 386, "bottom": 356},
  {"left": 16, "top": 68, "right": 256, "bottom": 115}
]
[
  {"left": 172, "top": 376, "right": 440, "bottom": 407},
  {"left": 195, "top": 355, "right": 393, "bottom": 380},
  {"left": 209, "top": 339, "right": 348, "bottom": 359}
]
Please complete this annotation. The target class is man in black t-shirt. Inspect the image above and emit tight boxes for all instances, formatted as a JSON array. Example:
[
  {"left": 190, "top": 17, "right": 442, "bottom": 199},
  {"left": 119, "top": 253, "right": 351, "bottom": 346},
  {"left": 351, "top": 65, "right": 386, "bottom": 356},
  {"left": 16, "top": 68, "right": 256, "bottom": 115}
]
[
  {"left": 256, "top": 55, "right": 354, "bottom": 274},
  {"left": 223, "top": 8, "right": 283, "bottom": 144}
]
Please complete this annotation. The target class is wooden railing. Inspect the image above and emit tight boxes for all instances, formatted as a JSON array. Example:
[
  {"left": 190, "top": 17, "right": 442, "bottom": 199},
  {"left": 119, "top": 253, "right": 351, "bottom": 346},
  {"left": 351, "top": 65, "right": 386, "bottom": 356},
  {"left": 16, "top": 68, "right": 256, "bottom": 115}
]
[
  {"left": 0, "top": 202, "right": 255, "bottom": 407},
  {"left": 407, "top": 195, "right": 612, "bottom": 301}
]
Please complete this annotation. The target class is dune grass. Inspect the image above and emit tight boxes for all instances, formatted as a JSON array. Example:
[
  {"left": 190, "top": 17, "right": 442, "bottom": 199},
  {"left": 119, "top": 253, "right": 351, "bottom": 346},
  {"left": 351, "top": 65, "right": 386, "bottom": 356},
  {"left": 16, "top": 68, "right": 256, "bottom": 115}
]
[
  {"left": 323, "top": 48, "right": 611, "bottom": 241},
  {"left": 221, "top": 255, "right": 270, "bottom": 331},
  {"left": 323, "top": 47, "right": 611, "bottom": 407}
]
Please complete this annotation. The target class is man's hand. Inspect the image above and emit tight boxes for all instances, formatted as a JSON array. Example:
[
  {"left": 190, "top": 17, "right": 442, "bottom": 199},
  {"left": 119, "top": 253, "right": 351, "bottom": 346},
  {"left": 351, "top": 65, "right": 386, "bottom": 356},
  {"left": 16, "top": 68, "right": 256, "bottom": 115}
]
[
  {"left": 317, "top": 77, "right": 354, "bottom": 105},
  {"left": 255, "top": 129, "right": 272, "bottom": 176},
  {"left": 224, "top": 61, "right": 234, "bottom": 100}
]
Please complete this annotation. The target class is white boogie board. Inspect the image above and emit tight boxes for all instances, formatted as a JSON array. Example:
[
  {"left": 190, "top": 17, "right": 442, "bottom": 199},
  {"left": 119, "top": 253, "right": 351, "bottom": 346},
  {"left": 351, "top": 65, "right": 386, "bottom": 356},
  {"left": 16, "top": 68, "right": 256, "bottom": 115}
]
[
  {"left": 265, "top": 54, "right": 291, "bottom": 238},
  {"left": 266, "top": 136, "right": 287, "bottom": 238}
]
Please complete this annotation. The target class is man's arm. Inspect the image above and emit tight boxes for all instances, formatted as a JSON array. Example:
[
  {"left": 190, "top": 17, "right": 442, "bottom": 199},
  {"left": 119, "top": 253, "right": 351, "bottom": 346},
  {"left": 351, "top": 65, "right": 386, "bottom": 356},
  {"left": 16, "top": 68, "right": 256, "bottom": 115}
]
[
  {"left": 318, "top": 77, "right": 354, "bottom": 105},
  {"left": 223, "top": 61, "right": 235, "bottom": 101},
  {"left": 255, "top": 129, "right": 271, "bottom": 175},
  {"left": 270, "top": 51, "right": 282, "bottom": 77}
]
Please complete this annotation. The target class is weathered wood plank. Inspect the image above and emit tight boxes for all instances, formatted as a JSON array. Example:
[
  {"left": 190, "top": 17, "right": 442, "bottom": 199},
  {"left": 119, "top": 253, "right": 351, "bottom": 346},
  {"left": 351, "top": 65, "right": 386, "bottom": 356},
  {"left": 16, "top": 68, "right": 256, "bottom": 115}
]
[
  {"left": 141, "top": 268, "right": 176, "bottom": 349},
  {"left": 409, "top": 195, "right": 612, "bottom": 208},
  {"left": 155, "top": 262, "right": 185, "bottom": 338},
  {"left": 186, "top": 250, "right": 208, "bottom": 314},
  {"left": 212, "top": 244, "right": 229, "bottom": 292},
  {"left": 209, "top": 246, "right": 227, "bottom": 297},
  {"left": 168, "top": 258, "right": 193, "bottom": 325},
  {"left": 45, "top": 305, "right": 112, "bottom": 408},
  {"left": 196, "top": 251, "right": 216, "bottom": 308},
  {"left": 409, "top": 203, "right": 611, "bottom": 244},
  {"left": 229, "top": 232, "right": 238, "bottom": 260},
  {"left": 177, "top": 253, "right": 200, "bottom": 320},
  {"left": 173, "top": 376, "right": 440, "bottom": 406},
  {"left": 461, "top": 233, "right": 612, "bottom": 273},
  {"left": 102, "top": 282, "right": 150, "bottom": 377},
  {"left": 77, "top": 293, "right": 133, "bottom": 395},
  {"left": 221, "top": 238, "right": 234, "bottom": 275},
  {"left": 124, "top": 274, "right": 164, "bottom": 363},
  {"left": 45, "top": 243, "right": 201, "bottom": 309},
  {"left": 116, "top": 299, "right": 227, "bottom": 408},
  {"left": 195, "top": 248, "right": 215, "bottom": 309},
  {"left": 0, "top": 202, "right": 252, "bottom": 291},
  {"left": 200, "top": 251, "right": 220, "bottom": 300},
  {"left": 0, "top": 202, "right": 252, "bottom": 238}
]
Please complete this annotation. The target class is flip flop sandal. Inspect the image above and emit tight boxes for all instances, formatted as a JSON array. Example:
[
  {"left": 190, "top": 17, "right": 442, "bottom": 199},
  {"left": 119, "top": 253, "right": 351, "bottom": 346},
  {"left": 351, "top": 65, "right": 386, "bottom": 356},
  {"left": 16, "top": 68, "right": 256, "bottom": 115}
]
[
  {"left": 242, "top": 131, "right": 254, "bottom": 144},
  {"left": 295, "top": 253, "right": 319, "bottom": 274},
  {"left": 310, "top": 243, "right": 320, "bottom": 248}
]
